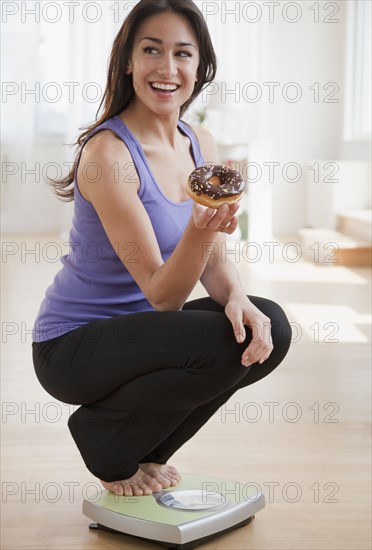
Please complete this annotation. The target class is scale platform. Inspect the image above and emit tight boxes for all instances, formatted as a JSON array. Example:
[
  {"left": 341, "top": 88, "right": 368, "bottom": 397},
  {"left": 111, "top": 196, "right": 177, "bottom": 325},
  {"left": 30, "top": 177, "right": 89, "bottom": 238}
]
[{"left": 83, "top": 472, "right": 265, "bottom": 550}]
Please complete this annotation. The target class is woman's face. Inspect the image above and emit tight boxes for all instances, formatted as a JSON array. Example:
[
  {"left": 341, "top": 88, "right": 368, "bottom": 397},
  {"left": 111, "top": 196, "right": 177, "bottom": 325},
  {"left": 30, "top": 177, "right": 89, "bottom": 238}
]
[{"left": 127, "top": 12, "right": 200, "bottom": 116}]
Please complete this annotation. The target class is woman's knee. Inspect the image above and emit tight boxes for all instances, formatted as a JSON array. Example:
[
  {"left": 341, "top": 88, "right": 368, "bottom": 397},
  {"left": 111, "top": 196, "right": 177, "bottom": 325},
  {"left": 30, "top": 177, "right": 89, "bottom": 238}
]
[
  {"left": 247, "top": 295, "right": 292, "bottom": 357},
  {"left": 261, "top": 297, "right": 292, "bottom": 360}
]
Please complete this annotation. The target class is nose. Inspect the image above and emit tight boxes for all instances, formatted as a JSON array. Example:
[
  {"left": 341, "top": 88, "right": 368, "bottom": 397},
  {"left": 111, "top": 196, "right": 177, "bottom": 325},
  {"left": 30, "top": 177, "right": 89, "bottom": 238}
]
[{"left": 158, "top": 53, "right": 177, "bottom": 79}]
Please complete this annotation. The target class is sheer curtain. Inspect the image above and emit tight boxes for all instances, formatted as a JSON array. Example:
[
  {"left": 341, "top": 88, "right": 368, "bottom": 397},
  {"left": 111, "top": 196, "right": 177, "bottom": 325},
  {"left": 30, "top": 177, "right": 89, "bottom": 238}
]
[
  {"left": 64, "top": 2, "right": 120, "bottom": 147},
  {"left": 190, "top": 1, "right": 263, "bottom": 144},
  {"left": 343, "top": 0, "right": 371, "bottom": 141},
  {"left": 1, "top": 9, "right": 39, "bottom": 158},
  {"left": 1, "top": 1, "right": 120, "bottom": 233},
  {"left": 1, "top": 7, "right": 40, "bottom": 219}
]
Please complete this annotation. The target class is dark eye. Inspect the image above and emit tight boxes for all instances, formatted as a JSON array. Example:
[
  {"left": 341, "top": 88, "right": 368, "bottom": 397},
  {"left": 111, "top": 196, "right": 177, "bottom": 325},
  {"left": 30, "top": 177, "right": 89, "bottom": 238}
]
[
  {"left": 177, "top": 51, "right": 192, "bottom": 58},
  {"left": 143, "top": 46, "right": 158, "bottom": 54}
]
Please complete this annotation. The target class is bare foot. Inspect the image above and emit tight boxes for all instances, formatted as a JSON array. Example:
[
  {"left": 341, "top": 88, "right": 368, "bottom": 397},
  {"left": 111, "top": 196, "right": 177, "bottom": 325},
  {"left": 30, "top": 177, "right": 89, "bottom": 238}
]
[
  {"left": 139, "top": 462, "right": 181, "bottom": 489},
  {"left": 100, "top": 468, "right": 163, "bottom": 496}
]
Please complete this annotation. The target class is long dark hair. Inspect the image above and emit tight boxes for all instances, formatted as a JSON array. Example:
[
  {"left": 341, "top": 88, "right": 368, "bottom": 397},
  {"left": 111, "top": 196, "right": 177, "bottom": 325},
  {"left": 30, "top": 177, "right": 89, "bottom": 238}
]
[{"left": 51, "top": 0, "right": 217, "bottom": 201}]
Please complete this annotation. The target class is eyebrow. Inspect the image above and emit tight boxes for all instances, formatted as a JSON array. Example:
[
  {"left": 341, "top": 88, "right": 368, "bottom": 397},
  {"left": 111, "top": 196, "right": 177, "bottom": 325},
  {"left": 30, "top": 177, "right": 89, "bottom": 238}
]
[{"left": 140, "top": 36, "right": 197, "bottom": 49}]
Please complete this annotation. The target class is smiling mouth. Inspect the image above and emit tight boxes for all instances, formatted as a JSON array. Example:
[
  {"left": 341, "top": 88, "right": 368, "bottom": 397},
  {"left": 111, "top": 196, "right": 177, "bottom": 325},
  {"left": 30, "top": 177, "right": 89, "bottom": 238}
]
[{"left": 150, "top": 82, "right": 180, "bottom": 92}]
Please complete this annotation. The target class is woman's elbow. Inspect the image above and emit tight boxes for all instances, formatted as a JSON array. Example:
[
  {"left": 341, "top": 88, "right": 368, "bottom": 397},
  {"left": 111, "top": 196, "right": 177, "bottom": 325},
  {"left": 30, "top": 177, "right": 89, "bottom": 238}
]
[{"left": 149, "top": 294, "right": 183, "bottom": 312}]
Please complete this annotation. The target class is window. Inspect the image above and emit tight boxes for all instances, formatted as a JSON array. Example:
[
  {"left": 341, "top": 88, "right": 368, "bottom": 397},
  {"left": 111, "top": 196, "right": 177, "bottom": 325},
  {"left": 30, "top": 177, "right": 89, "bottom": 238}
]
[{"left": 344, "top": 0, "right": 371, "bottom": 140}]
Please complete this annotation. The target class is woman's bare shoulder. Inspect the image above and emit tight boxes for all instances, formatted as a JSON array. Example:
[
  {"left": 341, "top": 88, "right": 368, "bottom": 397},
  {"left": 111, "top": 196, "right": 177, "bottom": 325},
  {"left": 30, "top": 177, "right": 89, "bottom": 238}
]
[
  {"left": 77, "top": 128, "right": 138, "bottom": 200},
  {"left": 82, "top": 129, "right": 131, "bottom": 161}
]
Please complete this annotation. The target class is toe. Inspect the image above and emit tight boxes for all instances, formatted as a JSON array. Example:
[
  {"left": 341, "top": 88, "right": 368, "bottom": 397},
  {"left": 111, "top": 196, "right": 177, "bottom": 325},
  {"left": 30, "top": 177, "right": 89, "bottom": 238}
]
[
  {"left": 123, "top": 484, "right": 133, "bottom": 496},
  {"left": 114, "top": 483, "right": 124, "bottom": 496},
  {"left": 164, "top": 469, "right": 179, "bottom": 484},
  {"left": 151, "top": 479, "right": 163, "bottom": 492},
  {"left": 141, "top": 484, "right": 153, "bottom": 495},
  {"left": 164, "top": 466, "right": 181, "bottom": 481},
  {"left": 144, "top": 475, "right": 162, "bottom": 491},
  {"left": 132, "top": 485, "right": 144, "bottom": 496},
  {"left": 154, "top": 481, "right": 164, "bottom": 491},
  {"left": 159, "top": 475, "right": 171, "bottom": 488}
]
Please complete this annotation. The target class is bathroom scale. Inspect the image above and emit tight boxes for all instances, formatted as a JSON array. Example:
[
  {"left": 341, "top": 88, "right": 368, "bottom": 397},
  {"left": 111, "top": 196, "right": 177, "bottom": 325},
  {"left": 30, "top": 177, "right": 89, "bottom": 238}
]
[{"left": 83, "top": 472, "right": 265, "bottom": 549}]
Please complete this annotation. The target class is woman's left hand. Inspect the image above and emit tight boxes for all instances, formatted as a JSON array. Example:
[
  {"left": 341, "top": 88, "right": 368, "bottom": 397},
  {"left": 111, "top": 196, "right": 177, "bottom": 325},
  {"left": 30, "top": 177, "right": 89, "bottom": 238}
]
[
  {"left": 192, "top": 202, "right": 240, "bottom": 234},
  {"left": 225, "top": 295, "right": 273, "bottom": 367}
]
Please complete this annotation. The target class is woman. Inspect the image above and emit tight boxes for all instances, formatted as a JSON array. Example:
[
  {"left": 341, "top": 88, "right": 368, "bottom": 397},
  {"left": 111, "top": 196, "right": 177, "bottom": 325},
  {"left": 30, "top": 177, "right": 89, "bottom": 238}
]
[{"left": 32, "top": 0, "right": 292, "bottom": 497}]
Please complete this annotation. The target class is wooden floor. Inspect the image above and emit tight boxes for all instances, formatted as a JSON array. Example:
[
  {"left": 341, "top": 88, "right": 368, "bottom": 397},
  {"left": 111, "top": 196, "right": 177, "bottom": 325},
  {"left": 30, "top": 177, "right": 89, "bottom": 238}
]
[{"left": 1, "top": 235, "right": 371, "bottom": 550}]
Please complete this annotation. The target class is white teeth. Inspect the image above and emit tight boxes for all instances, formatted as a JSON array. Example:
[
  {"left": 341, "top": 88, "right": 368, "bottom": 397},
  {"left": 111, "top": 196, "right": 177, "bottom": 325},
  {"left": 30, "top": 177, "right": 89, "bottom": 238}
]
[{"left": 151, "top": 83, "right": 178, "bottom": 91}]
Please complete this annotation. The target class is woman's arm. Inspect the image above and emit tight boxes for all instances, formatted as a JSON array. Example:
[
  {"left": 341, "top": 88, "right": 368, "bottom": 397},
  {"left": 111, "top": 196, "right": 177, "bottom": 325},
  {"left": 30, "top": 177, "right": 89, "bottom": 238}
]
[
  {"left": 195, "top": 127, "right": 274, "bottom": 367},
  {"left": 77, "top": 130, "right": 236, "bottom": 312},
  {"left": 200, "top": 234, "right": 274, "bottom": 367}
]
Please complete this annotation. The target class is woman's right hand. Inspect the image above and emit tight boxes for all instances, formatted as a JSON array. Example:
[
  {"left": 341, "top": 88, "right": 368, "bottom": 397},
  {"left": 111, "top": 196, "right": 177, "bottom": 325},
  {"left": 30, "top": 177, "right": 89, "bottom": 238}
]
[{"left": 192, "top": 202, "right": 240, "bottom": 235}]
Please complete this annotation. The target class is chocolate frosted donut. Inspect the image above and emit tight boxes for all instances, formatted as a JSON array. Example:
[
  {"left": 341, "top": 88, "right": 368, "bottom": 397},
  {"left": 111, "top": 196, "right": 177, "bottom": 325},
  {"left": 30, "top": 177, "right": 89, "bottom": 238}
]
[{"left": 186, "top": 163, "right": 246, "bottom": 208}]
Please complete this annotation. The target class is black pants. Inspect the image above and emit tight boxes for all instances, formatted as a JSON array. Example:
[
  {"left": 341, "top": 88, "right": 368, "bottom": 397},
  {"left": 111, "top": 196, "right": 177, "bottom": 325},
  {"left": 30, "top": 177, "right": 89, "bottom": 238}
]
[{"left": 32, "top": 296, "right": 292, "bottom": 482}]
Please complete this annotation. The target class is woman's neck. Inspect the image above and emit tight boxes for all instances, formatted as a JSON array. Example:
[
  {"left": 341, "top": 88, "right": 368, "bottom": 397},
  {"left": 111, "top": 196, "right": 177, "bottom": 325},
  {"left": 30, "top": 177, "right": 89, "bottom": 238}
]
[{"left": 120, "top": 102, "right": 182, "bottom": 149}]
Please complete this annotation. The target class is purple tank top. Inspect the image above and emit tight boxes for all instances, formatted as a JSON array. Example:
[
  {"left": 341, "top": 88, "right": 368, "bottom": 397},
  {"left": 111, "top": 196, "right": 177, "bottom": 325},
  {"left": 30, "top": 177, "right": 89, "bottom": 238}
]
[{"left": 33, "top": 116, "right": 205, "bottom": 342}]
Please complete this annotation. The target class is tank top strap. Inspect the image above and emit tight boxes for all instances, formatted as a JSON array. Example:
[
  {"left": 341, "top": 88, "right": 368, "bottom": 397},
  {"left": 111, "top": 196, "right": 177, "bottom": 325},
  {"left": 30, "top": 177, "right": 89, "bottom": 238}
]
[{"left": 177, "top": 119, "right": 205, "bottom": 167}]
